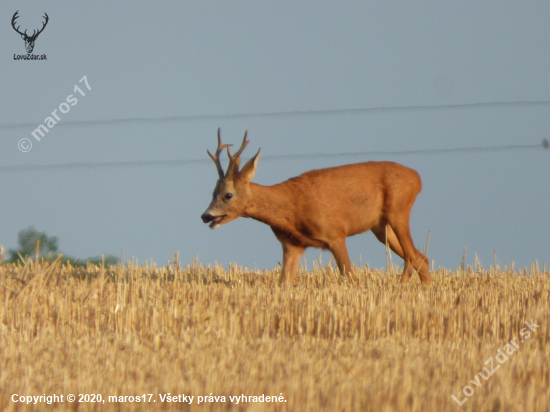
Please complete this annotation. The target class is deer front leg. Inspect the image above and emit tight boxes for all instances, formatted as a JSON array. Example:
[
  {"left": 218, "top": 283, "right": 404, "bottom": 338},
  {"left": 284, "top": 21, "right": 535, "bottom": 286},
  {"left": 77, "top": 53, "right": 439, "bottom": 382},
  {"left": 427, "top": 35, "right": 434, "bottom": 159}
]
[
  {"left": 280, "top": 241, "right": 305, "bottom": 286},
  {"left": 272, "top": 228, "right": 305, "bottom": 286},
  {"left": 329, "top": 240, "right": 357, "bottom": 284}
]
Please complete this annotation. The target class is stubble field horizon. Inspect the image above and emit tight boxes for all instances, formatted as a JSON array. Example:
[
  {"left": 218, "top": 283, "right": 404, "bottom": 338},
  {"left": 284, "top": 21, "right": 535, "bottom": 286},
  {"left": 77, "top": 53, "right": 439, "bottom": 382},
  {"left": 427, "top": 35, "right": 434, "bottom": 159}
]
[{"left": 0, "top": 256, "right": 548, "bottom": 411}]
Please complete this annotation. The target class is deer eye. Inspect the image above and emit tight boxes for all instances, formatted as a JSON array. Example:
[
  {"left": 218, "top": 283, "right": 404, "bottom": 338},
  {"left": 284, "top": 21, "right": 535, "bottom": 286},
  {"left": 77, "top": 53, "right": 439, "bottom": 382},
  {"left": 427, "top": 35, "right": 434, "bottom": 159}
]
[{"left": 225, "top": 193, "right": 233, "bottom": 200}]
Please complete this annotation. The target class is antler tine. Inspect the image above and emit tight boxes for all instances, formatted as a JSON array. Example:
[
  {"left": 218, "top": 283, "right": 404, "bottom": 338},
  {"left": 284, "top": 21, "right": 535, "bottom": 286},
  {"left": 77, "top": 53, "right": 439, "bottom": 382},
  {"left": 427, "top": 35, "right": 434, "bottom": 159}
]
[
  {"left": 36, "top": 13, "right": 49, "bottom": 36},
  {"left": 29, "top": 13, "right": 49, "bottom": 39},
  {"left": 11, "top": 11, "right": 25, "bottom": 36},
  {"left": 227, "top": 131, "right": 249, "bottom": 160},
  {"left": 225, "top": 131, "right": 249, "bottom": 177},
  {"left": 207, "top": 128, "right": 231, "bottom": 180}
]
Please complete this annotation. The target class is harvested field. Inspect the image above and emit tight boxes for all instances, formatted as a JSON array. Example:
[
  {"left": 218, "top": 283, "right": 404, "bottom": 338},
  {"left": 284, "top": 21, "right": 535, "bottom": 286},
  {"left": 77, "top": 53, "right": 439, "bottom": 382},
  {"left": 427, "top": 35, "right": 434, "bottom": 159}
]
[{"left": 0, "top": 258, "right": 549, "bottom": 411}]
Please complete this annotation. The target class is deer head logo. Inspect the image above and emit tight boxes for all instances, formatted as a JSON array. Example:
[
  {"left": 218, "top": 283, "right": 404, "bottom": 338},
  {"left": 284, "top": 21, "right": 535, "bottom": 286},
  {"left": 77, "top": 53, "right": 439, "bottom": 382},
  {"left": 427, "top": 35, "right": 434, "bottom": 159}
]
[{"left": 11, "top": 11, "right": 49, "bottom": 54}]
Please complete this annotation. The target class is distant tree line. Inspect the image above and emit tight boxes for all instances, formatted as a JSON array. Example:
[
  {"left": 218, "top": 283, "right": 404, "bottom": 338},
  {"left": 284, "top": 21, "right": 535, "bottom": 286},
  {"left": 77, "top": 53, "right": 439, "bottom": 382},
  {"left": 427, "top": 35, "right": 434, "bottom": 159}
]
[{"left": 2, "top": 226, "right": 118, "bottom": 266}]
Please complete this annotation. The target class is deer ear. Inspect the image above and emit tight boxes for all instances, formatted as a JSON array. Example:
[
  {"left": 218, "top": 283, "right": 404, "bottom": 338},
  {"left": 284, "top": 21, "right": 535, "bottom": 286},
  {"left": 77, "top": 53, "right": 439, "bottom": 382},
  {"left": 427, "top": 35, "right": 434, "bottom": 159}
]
[{"left": 236, "top": 148, "right": 260, "bottom": 183}]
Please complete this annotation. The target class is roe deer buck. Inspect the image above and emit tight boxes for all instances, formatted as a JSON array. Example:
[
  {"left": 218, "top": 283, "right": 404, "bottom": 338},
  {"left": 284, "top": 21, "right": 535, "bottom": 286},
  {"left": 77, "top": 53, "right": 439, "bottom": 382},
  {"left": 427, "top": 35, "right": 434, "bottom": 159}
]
[{"left": 201, "top": 129, "right": 431, "bottom": 286}]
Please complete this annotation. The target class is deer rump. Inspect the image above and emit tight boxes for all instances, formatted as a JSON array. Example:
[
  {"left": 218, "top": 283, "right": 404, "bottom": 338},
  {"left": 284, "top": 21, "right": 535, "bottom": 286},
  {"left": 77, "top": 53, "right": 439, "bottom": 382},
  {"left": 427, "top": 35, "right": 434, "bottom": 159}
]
[{"left": 201, "top": 130, "right": 431, "bottom": 286}]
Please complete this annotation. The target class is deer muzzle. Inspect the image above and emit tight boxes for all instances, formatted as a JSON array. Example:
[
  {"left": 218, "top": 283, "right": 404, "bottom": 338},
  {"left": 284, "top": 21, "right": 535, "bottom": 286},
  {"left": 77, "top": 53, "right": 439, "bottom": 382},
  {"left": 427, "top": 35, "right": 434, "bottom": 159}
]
[
  {"left": 201, "top": 213, "right": 225, "bottom": 229},
  {"left": 201, "top": 213, "right": 215, "bottom": 223}
]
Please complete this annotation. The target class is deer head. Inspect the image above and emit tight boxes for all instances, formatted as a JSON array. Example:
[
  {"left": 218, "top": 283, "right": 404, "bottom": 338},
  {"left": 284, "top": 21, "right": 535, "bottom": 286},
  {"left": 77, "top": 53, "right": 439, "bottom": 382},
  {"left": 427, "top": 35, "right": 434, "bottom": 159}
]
[
  {"left": 201, "top": 129, "right": 261, "bottom": 229},
  {"left": 12, "top": 11, "right": 49, "bottom": 53}
]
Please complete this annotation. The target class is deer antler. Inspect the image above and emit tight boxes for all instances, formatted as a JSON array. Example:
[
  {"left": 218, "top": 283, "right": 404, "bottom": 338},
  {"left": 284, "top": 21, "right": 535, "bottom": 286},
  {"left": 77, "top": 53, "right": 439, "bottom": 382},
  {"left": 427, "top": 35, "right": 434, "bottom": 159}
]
[
  {"left": 225, "top": 131, "right": 249, "bottom": 178},
  {"left": 11, "top": 11, "right": 25, "bottom": 37},
  {"left": 11, "top": 11, "right": 49, "bottom": 40},
  {"left": 207, "top": 128, "right": 231, "bottom": 180},
  {"left": 30, "top": 13, "right": 49, "bottom": 40}
]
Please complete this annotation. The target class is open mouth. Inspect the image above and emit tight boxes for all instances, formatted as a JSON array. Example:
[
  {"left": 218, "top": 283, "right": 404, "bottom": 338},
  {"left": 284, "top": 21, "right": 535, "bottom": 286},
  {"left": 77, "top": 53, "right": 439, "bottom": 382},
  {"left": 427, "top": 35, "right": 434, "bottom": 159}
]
[
  {"left": 201, "top": 213, "right": 226, "bottom": 229},
  {"left": 209, "top": 215, "right": 224, "bottom": 228}
]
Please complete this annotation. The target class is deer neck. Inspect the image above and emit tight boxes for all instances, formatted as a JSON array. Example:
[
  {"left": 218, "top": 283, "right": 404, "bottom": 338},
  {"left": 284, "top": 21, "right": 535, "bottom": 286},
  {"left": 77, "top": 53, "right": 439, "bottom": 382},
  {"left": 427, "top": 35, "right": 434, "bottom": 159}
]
[{"left": 245, "top": 183, "right": 295, "bottom": 231}]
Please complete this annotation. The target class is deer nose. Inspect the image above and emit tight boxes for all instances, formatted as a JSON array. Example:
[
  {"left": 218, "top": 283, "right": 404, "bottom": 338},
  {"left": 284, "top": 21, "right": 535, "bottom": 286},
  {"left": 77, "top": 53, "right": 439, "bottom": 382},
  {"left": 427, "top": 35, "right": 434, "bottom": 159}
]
[{"left": 201, "top": 213, "right": 214, "bottom": 223}]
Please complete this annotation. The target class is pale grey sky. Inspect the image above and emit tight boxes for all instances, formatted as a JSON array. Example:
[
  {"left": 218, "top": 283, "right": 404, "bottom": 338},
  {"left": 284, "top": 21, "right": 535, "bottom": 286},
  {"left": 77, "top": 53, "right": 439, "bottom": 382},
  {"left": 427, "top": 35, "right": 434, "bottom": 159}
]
[{"left": 1, "top": 2, "right": 549, "bottom": 271}]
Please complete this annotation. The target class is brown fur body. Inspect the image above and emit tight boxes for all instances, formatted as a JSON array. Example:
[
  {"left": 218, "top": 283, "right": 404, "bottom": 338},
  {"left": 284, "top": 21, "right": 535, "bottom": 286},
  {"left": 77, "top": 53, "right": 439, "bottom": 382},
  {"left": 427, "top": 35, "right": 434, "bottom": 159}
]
[{"left": 201, "top": 131, "right": 431, "bottom": 286}]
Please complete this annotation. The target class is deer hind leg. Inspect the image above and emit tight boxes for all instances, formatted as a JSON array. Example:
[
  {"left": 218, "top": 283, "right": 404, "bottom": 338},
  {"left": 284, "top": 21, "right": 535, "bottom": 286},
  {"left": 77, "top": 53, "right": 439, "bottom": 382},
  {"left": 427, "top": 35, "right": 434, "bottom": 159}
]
[
  {"left": 372, "top": 222, "right": 430, "bottom": 285},
  {"left": 328, "top": 240, "right": 357, "bottom": 285}
]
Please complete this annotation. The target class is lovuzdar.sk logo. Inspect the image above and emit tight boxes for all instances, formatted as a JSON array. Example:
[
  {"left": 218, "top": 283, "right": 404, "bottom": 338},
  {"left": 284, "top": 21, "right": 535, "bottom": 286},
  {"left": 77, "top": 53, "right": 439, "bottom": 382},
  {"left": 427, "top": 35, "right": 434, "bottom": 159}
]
[{"left": 11, "top": 10, "right": 48, "bottom": 60}]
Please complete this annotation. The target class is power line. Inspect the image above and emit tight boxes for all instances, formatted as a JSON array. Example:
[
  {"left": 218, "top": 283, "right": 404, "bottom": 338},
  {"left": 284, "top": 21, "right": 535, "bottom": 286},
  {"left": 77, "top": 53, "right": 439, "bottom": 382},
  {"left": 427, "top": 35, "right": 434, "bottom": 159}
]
[
  {"left": 2, "top": 99, "right": 550, "bottom": 130},
  {"left": 264, "top": 142, "right": 545, "bottom": 159},
  {"left": 1, "top": 141, "right": 546, "bottom": 173}
]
